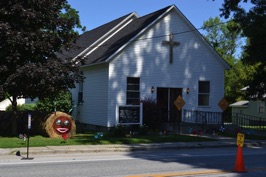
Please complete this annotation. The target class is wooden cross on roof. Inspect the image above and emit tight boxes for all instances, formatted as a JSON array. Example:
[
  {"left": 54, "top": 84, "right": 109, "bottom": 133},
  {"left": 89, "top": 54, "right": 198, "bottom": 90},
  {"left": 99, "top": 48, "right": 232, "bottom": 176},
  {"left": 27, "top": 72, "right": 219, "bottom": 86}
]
[{"left": 162, "top": 33, "right": 180, "bottom": 64}]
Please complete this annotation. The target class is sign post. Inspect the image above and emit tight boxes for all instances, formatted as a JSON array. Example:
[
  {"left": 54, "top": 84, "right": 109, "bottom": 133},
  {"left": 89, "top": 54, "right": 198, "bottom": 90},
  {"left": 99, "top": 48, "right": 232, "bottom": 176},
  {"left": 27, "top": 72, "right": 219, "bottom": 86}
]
[
  {"left": 218, "top": 97, "right": 229, "bottom": 126},
  {"left": 22, "top": 114, "right": 34, "bottom": 160},
  {"left": 174, "top": 95, "right": 185, "bottom": 134}
]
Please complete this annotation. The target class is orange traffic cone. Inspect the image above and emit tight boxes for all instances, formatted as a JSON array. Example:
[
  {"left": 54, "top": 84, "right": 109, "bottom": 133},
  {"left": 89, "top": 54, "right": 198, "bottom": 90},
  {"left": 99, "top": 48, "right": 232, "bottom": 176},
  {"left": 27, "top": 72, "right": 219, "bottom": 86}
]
[{"left": 233, "top": 145, "right": 247, "bottom": 172}]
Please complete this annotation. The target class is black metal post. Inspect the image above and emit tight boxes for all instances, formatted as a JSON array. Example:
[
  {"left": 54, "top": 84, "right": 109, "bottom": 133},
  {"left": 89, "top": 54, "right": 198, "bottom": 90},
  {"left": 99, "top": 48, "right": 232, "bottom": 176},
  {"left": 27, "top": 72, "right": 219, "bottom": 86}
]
[
  {"left": 177, "top": 110, "right": 181, "bottom": 135},
  {"left": 21, "top": 113, "right": 34, "bottom": 160},
  {"left": 26, "top": 128, "right": 30, "bottom": 159}
]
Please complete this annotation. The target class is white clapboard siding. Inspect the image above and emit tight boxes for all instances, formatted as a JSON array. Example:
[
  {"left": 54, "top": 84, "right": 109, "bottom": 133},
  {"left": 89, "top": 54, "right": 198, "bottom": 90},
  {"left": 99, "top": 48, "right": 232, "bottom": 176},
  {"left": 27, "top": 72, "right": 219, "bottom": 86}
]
[
  {"left": 76, "top": 64, "right": 109, "bottom": 126},
  {"left": 73, "top": 6, "right": 229, "bottom": 128},
  {"left": 106, "top": 10, "right": 225, "bottom": 126}
]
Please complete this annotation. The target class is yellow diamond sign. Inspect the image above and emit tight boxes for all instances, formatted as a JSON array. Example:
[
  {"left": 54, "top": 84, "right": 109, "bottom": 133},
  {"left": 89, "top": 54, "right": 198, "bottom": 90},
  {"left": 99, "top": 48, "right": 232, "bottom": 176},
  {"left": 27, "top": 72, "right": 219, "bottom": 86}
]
[
  {"left": 174, "top": 95, "right": 185, "bottom": 111},
  {"left": 218, "top": 97, "right": 229, "bottom": 111}
]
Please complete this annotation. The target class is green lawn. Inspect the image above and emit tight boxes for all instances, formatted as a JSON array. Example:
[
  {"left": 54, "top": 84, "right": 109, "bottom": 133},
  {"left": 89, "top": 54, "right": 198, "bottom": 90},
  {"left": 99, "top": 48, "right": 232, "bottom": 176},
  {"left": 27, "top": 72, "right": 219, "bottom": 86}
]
[
  {"left": 1, "top": 131, "right": 265, "bottom": 149},
  {"left": 0, "top": 133, "right": 214, "bottom": 148}
]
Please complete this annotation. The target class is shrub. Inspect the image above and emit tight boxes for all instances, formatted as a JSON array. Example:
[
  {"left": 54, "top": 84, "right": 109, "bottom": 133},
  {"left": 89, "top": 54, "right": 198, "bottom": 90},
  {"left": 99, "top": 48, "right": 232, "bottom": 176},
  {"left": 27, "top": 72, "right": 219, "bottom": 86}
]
[
  {"left": 142, "top": 96, "right": 160, "bottom": 130},
  {"left": 6, "top": 103, "right": 36, "bottom": 112},
  {"left": 36, "top": 91, "right": 72, "bottom": 113},
  {"left": 108, "top": 125, "right": 129, "bottom": 137}
]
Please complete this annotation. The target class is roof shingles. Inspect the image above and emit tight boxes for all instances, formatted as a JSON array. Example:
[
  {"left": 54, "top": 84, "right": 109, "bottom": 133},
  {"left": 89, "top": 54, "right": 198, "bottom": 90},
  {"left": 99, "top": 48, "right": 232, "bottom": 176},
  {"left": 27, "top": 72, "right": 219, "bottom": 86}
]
[
  {"left": 79, "top": 6, "right": 171, "bottom": 65},
  {"left": 59, "top": 13, "right": 135, "bottom": 60}
]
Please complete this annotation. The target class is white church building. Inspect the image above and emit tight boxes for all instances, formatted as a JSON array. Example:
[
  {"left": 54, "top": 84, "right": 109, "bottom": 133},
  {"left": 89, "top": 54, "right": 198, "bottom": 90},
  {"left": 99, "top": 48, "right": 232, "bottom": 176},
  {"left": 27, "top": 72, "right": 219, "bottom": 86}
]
[{"left": 65, "top": 5, "right": 230, "bottom": 130}]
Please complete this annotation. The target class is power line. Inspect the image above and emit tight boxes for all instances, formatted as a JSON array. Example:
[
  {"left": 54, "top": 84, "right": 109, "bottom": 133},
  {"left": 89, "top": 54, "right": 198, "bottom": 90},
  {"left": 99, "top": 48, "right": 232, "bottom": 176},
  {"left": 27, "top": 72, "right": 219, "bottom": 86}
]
[{"left": 67, "top": 19, "right": 232, "bottom": 58}]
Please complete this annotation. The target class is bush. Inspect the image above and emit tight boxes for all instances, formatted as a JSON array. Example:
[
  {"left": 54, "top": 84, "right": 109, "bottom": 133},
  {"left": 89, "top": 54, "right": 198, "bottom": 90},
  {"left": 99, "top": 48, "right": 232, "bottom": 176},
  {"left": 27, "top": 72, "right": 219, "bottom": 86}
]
[
  {"left": 6, "top": 103, "right": 36, "bottom": 112},
  {"left": 142, "top": 96, "right": 160, "bottom": 130},
  {"left": 5, "top": 91, "right": 72, "bottom": 113},
  {"left": 108, "top": 125, "right": 129, "bottom": 137},
  {"left": 36, "top": 91, "right": 72, "bottom": 113}
]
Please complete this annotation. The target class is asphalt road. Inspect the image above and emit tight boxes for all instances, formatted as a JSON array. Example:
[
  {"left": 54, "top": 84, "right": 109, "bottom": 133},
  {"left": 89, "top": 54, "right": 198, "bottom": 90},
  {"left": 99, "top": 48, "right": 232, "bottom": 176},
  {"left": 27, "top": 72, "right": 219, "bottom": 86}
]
[{"left": 1, "top": 146, "right": 266, "bottom": 177}]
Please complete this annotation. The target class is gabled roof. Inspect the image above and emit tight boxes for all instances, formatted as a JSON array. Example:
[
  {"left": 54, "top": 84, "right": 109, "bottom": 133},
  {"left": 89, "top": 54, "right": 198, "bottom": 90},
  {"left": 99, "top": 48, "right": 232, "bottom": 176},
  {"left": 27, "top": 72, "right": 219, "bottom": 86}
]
[
  {"left": 82, "top": 6, "right": 171, "bottom": 65},
  {"left": 59, "top": 5, "right": 171, "bottom": 65},
  {"left": 229, "top": 100, "right": 249, "bottom": 107},
  {"left": 58, "top": 12, "right": 137, "bottom": 59},
  {"left": 240, "top": 86, "right": 249, "bottom": 91},
  {"left": 62, "top": 5, "right": 230, "bottom": 69}
]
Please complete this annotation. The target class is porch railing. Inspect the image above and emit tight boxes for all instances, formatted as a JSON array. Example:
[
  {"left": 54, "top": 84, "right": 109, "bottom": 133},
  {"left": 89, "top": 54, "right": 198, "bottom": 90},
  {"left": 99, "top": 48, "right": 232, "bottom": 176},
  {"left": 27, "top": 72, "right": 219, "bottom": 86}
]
[{"left": 183, "top": 109, "right": 222, "bottom": 124}]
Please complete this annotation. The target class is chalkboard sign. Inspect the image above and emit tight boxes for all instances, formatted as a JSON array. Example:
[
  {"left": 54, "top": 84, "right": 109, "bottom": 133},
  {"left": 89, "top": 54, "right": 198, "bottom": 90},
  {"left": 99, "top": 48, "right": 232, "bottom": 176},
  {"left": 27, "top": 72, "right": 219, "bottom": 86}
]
[{"left": 119, "top": 106, "right": 140, "bottom": 124}]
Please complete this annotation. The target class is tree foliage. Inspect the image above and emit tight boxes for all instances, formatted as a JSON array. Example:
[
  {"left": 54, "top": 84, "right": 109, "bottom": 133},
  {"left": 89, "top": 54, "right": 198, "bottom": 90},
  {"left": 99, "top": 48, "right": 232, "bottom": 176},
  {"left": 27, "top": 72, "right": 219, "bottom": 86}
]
[
  {"left": 36, "top": 90, "right": 72, "bottom": 113},
  {"left": 219, "top": 0, "right": 266, "bottom": 100},
  {"left": 244, "top": 63, "right": 266, "bottom": 100},
  {"left": 0, "top": 0, "right": 84, "bottom": 112},
  {"left": 202, "top": 17, "right": 247, "bottom": 103},
  {"left": 203, "top": 17, "right": 242, "bottom": 63},
  {"left": 220, "top": 0, "right": 266, "bottom": 64}
]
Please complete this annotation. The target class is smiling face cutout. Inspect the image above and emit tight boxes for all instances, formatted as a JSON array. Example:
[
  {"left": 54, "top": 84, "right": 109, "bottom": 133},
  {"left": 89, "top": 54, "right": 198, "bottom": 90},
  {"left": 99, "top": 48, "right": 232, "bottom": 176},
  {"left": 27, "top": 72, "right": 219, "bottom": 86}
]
[
  {"left": 52, "top": 116, "right": 72, "bottom": 135},
  {"left": 45, "top": 111, "right": 76, "bottom": 139}
]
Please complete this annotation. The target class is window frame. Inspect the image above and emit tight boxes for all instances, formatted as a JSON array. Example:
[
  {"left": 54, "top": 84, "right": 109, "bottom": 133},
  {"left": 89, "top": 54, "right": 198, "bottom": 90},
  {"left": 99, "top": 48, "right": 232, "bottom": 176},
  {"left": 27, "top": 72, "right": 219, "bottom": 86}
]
[
  {"left": 78, "top": 82, "right": 83, "bottom": 104},
  {"left": 126, "top": 77, "right": 140, "bottom": 105},
  {"left": 258, "top": 101, "right": 265, "bottom": 113},
  {"left": 198, "top": 80, "right": 210, "bottom": 107}
]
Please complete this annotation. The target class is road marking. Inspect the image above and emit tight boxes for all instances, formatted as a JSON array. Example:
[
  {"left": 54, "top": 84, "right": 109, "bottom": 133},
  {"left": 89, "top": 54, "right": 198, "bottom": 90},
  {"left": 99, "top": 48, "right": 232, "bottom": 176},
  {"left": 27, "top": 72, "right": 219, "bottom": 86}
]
[
  {"left": 125, "top": 169, "right": 230, "bottom": 177},
  {"left": 0, "top": 156, "right": 136, "bottom": 166},
  {"left": 125, "top": 168, "right": 266, "bottom": 177}
]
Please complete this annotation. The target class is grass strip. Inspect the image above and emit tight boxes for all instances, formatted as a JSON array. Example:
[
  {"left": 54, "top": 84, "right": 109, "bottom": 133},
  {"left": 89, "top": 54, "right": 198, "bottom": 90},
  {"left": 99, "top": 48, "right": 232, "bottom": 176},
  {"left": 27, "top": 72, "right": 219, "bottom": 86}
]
[{"left": 0, "top": 133, "right": 214, "bottom": 148}]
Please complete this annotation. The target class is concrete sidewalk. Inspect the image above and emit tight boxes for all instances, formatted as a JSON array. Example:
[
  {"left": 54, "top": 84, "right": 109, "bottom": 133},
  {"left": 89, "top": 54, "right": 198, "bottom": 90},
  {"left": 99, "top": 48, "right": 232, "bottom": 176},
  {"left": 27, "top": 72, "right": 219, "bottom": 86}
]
[{"left": 0, "top": 135, "right": 265, "bottom": 156}]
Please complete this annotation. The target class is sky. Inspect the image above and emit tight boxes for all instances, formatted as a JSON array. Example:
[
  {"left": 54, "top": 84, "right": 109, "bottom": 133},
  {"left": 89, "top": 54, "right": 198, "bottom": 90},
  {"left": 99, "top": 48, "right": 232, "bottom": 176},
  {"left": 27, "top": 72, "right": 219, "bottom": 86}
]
[{"left": 67, "top": 0, "right": 228, "bottom": 33}]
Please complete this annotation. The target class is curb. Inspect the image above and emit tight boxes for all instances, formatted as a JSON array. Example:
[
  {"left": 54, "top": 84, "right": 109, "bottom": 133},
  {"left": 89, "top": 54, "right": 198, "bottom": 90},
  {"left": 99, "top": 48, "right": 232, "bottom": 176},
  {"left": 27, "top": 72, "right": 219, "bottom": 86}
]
[
  {"left": 1, "top": 137, "right": 265, "bottom": 156},
  {"left": 1, "top": 142, "right": 237, "bottom": 156}
]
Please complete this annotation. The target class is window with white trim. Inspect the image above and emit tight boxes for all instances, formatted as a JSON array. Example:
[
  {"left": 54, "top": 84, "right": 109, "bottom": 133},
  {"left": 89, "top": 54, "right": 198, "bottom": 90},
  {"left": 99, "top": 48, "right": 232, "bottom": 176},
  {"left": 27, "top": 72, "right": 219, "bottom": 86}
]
[
  {"left": 198, "top": 81, "right": 210, "bottom": 106},
  {"left": 126, "top": 77, "right": 140, "bottom": 105}
]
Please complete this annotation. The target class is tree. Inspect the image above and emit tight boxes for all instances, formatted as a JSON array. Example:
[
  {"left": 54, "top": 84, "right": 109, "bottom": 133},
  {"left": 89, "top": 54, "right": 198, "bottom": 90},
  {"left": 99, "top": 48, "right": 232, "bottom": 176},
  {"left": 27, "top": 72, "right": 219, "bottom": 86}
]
[
  {"left": 219, "top": 0, "right": 266, "bottom": 100},
  {"left": 225, "top": 61, "right": 258, "bottom": 102},
  {"left": 203, "top": 17, "right": 241, "bottom": 63},
  {"left": 202, "top": 17, "right": 247, "bottom": 103},
  {"left": 36, "top": 90, "right": 72, "bottom": 113},
  {"left": 220, "top": 0, "right": 266, "bottom": 63},
  {"left": 0, "top": 0, "right": 84, "bottom": 134},
  {"left": 244, "top": 63, "right": 266, "bottom": 100}
]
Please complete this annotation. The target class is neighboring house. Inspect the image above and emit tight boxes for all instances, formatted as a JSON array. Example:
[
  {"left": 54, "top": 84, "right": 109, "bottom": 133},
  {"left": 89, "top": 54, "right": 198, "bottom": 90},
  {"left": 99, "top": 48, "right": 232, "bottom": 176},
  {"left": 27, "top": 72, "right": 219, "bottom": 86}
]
[
  {"left": 65, "top": 5, "right": 230, "bottom": 130},
  {"left": 229, "top": 100, "right": 249, "bottom": 115},
  {"left": 0, "top": 98, "right": 36, "bottom": 111},
  {"left": 230, "top": 100, "right": 266, "bottom": 119},
  {"left": 230, "top": 86, "right": 266, "bottom": 119}
]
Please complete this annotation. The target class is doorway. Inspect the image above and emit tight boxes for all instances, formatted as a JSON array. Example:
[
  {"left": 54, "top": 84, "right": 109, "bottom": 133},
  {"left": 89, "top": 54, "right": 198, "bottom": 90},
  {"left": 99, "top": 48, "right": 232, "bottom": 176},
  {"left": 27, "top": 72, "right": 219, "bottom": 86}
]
[{"left": 157, "top": 87, "right": 182, "bottom": 125}]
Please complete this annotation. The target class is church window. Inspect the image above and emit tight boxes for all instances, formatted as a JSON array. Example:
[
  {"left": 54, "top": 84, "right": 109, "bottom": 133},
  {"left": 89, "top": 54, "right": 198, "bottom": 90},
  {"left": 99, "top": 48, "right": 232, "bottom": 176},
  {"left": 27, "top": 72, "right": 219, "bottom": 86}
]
[
  {"left": 126, "top": 77, "right": 140, "bottom": 105},
  {"left": 198, "top": 81, "right": 210, "bottom": 106}
]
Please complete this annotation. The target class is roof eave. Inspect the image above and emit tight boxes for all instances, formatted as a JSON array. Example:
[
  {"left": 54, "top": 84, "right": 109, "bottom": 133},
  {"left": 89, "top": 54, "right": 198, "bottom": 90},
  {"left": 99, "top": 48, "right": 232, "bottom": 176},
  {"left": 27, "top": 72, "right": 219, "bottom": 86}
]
[
  {"left": 72, "top": 12, "right": 139, "bottom": 64},
  {"left": 171, "top": 5, "right": 231, "bottom": 70},
  {"left": 105, "top": 5, "right": 175, "bottom": 63}
]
